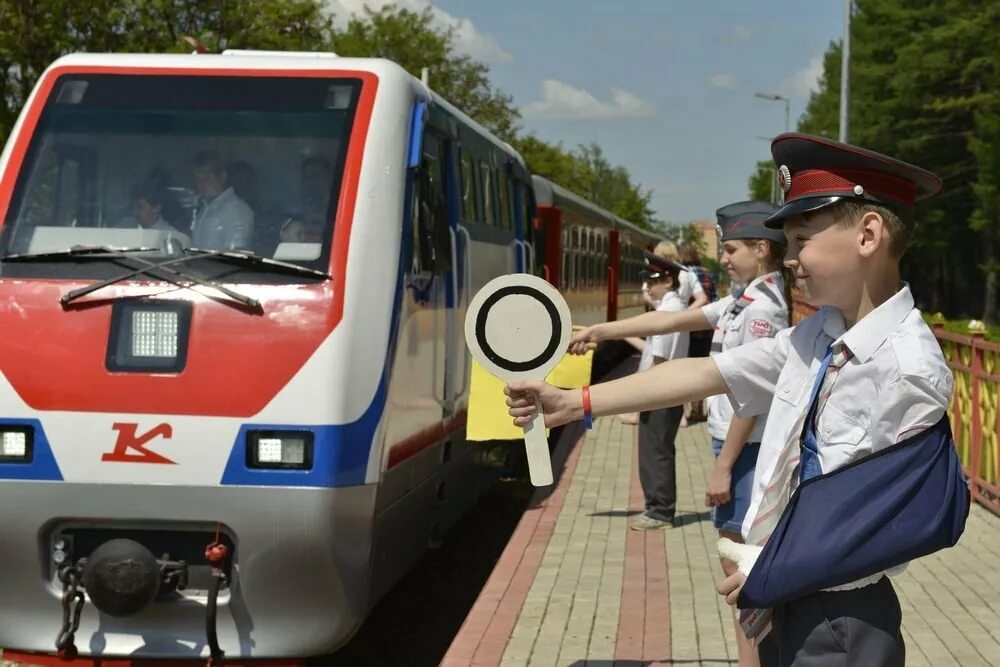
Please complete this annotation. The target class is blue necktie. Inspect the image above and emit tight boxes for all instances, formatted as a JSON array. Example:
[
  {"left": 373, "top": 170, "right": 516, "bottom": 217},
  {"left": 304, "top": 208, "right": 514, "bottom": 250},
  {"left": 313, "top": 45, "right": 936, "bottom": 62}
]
[{"left": 800, "top": 346, "right": 834, "bottom": 482}]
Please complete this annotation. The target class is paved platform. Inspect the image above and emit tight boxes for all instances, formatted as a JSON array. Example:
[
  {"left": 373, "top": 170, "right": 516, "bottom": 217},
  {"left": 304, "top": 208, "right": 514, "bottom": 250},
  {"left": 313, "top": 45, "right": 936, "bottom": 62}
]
[{"left": 444, "top": 417, "right": 1000, "bottom": 666}]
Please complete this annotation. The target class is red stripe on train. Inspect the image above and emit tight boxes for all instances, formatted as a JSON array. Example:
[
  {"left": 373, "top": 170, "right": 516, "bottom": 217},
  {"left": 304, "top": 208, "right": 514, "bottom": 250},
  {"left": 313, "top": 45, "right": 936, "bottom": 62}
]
[{"left": 386, "top": 410, "right": 468, "bottom": 469}]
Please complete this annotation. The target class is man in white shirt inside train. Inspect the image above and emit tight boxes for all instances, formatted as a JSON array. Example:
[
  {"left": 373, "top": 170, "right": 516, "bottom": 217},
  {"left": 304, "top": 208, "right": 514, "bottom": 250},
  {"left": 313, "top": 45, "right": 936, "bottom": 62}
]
[{"left": 190, "top": 150, "right": 254, "bottom": 251}]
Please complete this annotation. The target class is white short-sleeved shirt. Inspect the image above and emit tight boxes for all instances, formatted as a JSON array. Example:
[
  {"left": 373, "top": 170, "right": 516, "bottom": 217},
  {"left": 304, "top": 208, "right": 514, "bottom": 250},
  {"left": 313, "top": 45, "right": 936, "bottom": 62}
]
[
  {"left": 639, "top": 290, "right": 689, "bottom": 370},
  {"left": 713, "top": 284, "right": 953, "bottom": 588},
  {"left": 192, "top": 187, "right": 255, "bottom": 251},
  {"left": 678, "top": 269, "right": 704, "bottom": 305},
  {"left": 700, "top": 272, "right": 788, "bottom": 441}
]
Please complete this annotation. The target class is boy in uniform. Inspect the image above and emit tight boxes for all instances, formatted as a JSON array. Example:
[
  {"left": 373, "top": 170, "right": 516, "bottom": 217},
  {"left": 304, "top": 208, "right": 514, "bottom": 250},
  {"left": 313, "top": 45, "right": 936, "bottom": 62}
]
[
  {"left": 506, "top": 133, "right": 955, "bottom": 665},
  {"left": 630, "top": 254, "right": 690, "bottom": 530}
]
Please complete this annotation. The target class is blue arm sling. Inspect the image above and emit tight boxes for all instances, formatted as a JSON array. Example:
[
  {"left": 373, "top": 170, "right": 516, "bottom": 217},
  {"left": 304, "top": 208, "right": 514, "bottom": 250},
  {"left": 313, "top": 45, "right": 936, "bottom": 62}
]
[{"left": 739, "top": 416, "right": 970, "bottom": 610}]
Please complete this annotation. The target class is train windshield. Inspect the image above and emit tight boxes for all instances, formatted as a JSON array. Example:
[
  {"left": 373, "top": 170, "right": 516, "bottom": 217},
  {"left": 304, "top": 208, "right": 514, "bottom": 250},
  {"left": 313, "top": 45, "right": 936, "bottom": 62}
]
[{"left": 0, "top": 73, "right": 362, "bottom": 282}]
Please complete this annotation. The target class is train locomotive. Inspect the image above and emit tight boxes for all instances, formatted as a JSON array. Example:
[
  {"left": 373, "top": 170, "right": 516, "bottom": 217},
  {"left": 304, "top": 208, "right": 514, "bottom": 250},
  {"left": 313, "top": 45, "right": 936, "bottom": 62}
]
[{"left": 0, "top": 50, "right": 660, "bottom": 664}]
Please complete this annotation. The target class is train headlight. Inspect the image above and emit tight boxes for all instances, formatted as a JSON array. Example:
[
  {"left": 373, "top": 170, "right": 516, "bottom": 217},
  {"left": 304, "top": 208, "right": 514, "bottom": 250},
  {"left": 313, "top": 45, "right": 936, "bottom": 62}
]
[
  {"left": 0, "top": 426, "right": 33, "bottom": 463},
  {"left": 247, "top": 431, "right": 313, "bottom": 470},
  {"left": 107, "top": 302, "right": 191, "bottom": 373}
]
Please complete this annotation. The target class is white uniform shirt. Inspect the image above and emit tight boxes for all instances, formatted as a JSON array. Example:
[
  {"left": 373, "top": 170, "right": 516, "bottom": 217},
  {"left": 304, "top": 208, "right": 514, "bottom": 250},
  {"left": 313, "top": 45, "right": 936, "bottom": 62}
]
[
  {"left": 678, "top": 269, "right": 704, "bottom": 305},
  {"left": 638, "top": 290, "right": 689, "bottom": 370},
  {"left": 192, "top": 187, "right": 254, "bottom": 251},
  {"left": 714, "top": 285, "right": 953, "bottom": 588},
  {"left": 701, "top": 272, "right": 788, "bottom": 442}
]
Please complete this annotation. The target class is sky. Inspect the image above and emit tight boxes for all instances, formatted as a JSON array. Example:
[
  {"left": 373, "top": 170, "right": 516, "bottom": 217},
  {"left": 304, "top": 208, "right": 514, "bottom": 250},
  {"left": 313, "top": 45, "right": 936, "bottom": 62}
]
[{"left": 326, "top": 1, "right": 846, "bottom": 224}]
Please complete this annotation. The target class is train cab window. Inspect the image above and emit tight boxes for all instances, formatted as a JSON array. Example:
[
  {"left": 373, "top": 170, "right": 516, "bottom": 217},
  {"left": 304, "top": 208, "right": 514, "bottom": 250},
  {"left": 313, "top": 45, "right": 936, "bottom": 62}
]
[
  {"left": 0, "top": 73, "right": 363, "bottom": 282},
  {"left": 479, "top": 162, "right": 496, "bottom": 227},
  {"left": 460, "top": 149, "right": 478, "bottom": 224}
]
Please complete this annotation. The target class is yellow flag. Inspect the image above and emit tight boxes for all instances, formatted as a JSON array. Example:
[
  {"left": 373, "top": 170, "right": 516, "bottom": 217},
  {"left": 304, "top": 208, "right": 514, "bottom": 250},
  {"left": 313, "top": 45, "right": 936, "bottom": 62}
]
[{"left": 466, "top": 351, "right": 594, "bottom": 441}]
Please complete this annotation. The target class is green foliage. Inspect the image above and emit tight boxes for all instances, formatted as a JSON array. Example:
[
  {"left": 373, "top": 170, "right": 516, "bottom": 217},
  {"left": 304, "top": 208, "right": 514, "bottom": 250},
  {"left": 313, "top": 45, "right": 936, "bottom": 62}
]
[
  {"left": 331, "top": 5, "right": 519, "bottom": 141},
  {"left": 514, "top": 136, "right": 657, "bottom": 229},
  {"left": 0, "top": 0, "right": 335, "bottom": 136},
  {"left": 772, "top": 0, "right": 1000, "bottom": 322},
  {"left": 748, "top": 160, "right": 776, "bottom": 203}
]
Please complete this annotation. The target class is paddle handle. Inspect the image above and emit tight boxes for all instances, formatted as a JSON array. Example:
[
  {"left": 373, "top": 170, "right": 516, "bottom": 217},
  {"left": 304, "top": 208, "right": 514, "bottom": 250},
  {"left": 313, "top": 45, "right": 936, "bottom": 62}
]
[{"left": 523, "top": 398, "right": 554, "bottom": 486}]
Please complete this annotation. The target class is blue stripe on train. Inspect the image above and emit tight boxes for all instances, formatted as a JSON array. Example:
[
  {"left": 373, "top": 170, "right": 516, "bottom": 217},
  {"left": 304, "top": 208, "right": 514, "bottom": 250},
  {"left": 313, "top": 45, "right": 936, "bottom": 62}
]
[
  {"left": 219, "top": 373, "right": 388, "bottom": 488},
  {"left": 0, "top": 418, "right": 63, "bottom": 481}
]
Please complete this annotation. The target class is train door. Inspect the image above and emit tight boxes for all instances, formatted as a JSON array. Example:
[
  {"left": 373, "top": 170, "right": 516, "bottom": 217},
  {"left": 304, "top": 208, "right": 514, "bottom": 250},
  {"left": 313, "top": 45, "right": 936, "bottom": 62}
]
[
  {"left": 511, "top": 175, "right": 536, "bottom": 275},
  {"left": 413, "top": 128, "right": 454, "bottom": 422}
]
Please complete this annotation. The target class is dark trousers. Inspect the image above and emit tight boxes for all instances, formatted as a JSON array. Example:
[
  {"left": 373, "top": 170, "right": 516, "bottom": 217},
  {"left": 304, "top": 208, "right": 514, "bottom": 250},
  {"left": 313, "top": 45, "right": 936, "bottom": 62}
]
[
  {"left": 758, "top": 576, "right": 904, "bottom": 667},
  {"left": 637, "top": 406, "right": 683, "bottom": 521}
]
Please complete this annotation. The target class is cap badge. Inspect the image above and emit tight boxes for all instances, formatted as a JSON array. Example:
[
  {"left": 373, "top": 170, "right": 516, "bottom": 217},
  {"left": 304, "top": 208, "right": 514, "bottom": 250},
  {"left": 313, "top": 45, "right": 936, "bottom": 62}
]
[
  {"left": 853, "top": 184, "right": 864, "bottom": 196},
  {"left": 777, "top": 165, "right": 792, "bottom": 193}
]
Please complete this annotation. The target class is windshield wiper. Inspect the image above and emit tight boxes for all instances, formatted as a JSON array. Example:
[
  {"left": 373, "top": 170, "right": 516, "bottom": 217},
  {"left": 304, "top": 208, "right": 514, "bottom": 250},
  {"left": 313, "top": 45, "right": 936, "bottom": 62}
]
[
  {"left": 182, "top": 247, "right": 330, "bottom": 280},
  {"left": 58, "top": 248, "right": 261, "bottom": 310},
  {"left": 1, "top": 246, "right": 161, "bottom": 261}
]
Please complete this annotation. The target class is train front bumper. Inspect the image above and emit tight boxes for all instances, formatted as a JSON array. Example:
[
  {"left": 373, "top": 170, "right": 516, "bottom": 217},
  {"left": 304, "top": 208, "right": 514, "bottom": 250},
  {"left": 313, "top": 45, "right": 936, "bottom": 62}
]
[{"left": 0, "top": 481, "right": 377, "bottom": 658}]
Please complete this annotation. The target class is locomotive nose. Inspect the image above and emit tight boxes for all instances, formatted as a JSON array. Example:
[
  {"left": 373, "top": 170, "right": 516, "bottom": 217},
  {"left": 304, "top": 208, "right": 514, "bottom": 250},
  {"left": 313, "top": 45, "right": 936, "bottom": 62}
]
[{"left": 81, "top": 539, "right": 160, "bottom": 617}]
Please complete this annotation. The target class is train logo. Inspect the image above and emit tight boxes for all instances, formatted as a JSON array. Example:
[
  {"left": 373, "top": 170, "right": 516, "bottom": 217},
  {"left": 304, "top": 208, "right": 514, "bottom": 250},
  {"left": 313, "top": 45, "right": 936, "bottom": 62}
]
[{"left": 102, "top": 423, "right": 175, "bottom": 465}]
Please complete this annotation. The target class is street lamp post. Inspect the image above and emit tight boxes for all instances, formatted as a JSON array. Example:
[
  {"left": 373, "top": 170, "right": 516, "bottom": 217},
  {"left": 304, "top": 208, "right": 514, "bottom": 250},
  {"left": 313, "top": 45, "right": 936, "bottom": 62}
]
[{"left": 839, "top": 0, "right": 852, "bottom": 142}]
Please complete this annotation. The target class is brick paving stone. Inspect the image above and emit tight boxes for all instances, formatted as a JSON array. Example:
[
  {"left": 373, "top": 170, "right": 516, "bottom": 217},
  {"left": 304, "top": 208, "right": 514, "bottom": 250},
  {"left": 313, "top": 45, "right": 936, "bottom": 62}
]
[{"left": 447, "top": 417, "right": 1000, "bottom": 666}]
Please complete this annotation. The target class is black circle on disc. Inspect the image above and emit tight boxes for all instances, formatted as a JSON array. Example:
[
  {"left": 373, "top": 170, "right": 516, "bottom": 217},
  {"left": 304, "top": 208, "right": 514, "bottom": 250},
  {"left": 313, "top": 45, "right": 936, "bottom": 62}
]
[{"left": 475, "top": 285, "right": 561, "bottom": 373}]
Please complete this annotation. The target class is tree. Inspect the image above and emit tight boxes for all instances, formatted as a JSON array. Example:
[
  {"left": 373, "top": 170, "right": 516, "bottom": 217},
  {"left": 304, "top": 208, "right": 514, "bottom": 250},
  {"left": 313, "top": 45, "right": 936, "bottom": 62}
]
[
  {"left": 765, "top": 0, "right": 1000, "bottom": 322},
  {"left": 0, "top": 0, "right": 335, "bottom": 138},
  {"left": 330, "top": 5, "right": 519, "bottom": 141},
  {"left": 748, "top": 160, "right": 776, "bottom": 203},
  {"left": 573, "top": 143, "right": 656, "bottom": 228}
]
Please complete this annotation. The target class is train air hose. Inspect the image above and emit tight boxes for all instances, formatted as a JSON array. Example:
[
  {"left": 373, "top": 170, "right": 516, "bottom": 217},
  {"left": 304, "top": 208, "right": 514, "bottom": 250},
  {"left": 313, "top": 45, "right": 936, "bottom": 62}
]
[{"left": 205, "top": 524, "right": 230, "bottom": 666}]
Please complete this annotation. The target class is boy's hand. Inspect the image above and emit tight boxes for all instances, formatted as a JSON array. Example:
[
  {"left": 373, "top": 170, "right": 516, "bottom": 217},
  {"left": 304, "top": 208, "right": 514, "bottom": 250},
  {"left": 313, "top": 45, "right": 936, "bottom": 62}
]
[
  {"left": 505, "top": 381, "right": 580, "bottom": 428},
  {"left": 716, "top": 570, "right": 746, "bottom": 606},
  {"left": 569, "top": 325, "right": 603, "bottom": 355},
  {"left": 705, "top": 462, "right": 732, "bottom": 507}
]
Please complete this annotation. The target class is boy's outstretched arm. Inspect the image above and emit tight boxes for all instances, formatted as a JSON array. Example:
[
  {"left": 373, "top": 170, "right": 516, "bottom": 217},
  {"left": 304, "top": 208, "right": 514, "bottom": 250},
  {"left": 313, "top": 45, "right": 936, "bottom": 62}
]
[
  {"left": 569, "top": 309, "right": 711, "bottom": 354},
  {"left": 506, "top": 357, "right": 726, "bottom": 428}
]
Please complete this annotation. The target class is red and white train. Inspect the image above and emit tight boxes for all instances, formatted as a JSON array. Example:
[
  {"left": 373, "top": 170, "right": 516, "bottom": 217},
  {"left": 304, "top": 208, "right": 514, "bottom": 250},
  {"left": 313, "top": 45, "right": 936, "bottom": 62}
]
[{"left": 0, "top": 50, "right": 661, "bottom": 664}]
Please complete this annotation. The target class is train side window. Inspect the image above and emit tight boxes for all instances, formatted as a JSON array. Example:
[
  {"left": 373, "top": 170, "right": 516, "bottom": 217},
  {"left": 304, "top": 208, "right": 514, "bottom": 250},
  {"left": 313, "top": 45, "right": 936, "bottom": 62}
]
[
  {"left": 585, "top": 228, "right": 594, "bottom": 288},
  {"left": 412, "top": 132, "right": 451, "bottom": 278},
  {"left": 479, "top": 162, "right": 495, "bottom": 227},
  {"left": 598, "top": 234, "right": 606, "bottom": 286},
  {"left": 561, "top": 227, "right": 569, "bottom": 287},
  {"left": 569, "top": 226, "right": 578, "bottom": 289},
  {"left": 460, "top": 150, "right": 478, "bottom": 224},
  {"left": 497, "top": 170, "right": 513, "bottom": 231}
]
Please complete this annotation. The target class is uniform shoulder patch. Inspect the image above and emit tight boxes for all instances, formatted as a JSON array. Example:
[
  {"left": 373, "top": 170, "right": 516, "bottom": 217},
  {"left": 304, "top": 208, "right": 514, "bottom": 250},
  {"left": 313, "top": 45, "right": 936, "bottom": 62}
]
[{"left": 748, "top": 318, "right": 773, "bottom": 337}]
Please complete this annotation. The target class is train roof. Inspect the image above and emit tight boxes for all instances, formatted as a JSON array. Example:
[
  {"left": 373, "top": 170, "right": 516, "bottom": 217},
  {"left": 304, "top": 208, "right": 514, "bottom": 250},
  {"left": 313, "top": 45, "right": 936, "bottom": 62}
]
[
  {"left": 41, "top": 52, "right": 528, "bottom": 179},
  {"left": 531, "top": 175, "right": 660, "bottom": 242}
]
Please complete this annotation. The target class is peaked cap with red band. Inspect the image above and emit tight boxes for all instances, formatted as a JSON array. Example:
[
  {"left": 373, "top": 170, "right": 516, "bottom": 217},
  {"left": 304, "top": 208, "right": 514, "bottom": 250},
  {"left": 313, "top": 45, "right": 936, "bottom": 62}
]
[
  {"left": 716, "top": 200, "right": 784, "bottom": 246},
  {"left": 641, "top": 251, "right": 686, "bottom": 280},
  {"left": 763, "top": 132, "right": 943, "bottom": 228}
]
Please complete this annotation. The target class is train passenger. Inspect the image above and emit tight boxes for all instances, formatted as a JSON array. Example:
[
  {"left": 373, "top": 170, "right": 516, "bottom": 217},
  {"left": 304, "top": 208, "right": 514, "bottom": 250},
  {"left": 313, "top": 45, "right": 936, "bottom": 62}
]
[
  {"left": 119, "top": 184, "right": 180, "bottom": 234},
  {"left": 279, "top": 216, "right": 322, "bottom": 244},
  {"left": 285, "top": 155, "right": 335, "bottom": 226},
  {"left": 626, "top": 255, "right": 690, "bottom": 530},
  {"left": 190, "top": 150, "right": 255, "bottom": 251},
  {"left": 565, "top": 201, "right": 791, "bottom": 666}
]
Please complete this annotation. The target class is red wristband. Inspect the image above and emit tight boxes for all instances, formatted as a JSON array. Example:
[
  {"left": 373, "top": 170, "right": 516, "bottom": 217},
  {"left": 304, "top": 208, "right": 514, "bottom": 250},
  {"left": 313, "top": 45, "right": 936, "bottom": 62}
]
[{"left": 582, "top": 386, "right": 593, "bottom": 430}]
